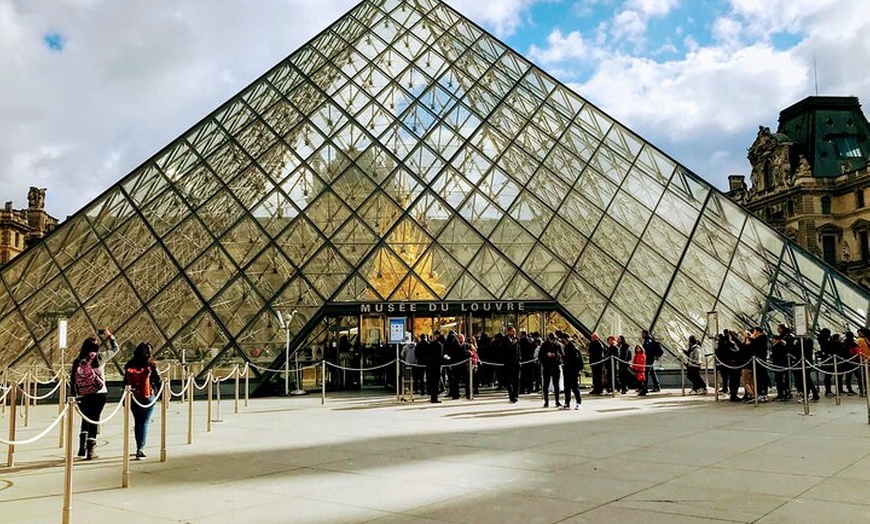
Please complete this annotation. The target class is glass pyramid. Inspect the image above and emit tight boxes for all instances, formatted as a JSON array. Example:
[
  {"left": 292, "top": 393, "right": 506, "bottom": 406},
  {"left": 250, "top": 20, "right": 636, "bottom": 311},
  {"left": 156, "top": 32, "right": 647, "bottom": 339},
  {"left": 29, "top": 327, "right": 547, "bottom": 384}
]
[{"left": 1, "top": 0, "right": 867, "bottom": 382}]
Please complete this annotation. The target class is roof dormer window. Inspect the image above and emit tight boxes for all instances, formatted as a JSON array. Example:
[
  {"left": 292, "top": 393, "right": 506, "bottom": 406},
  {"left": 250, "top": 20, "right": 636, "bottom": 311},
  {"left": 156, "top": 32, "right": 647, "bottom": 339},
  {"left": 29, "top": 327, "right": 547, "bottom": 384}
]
[{"left": 831, "top": 135, "right": 862, "bottom": 158}]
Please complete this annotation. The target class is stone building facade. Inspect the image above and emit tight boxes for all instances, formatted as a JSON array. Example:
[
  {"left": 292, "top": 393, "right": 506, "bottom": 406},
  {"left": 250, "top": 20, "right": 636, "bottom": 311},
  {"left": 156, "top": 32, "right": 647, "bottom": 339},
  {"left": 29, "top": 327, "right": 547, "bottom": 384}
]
[
  {"left": 728, "top": 96, "right": 870, "bottom": 288},
  {"left": 0, "top": 187, "right": 58, "bottom": 264}
]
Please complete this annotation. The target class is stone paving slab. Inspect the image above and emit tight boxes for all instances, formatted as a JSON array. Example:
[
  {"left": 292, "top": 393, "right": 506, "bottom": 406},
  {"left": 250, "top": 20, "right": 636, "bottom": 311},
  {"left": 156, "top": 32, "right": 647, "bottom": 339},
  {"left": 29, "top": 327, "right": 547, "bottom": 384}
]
[{"left": 1, "top": 389, "right": 869, "bottom": 523}]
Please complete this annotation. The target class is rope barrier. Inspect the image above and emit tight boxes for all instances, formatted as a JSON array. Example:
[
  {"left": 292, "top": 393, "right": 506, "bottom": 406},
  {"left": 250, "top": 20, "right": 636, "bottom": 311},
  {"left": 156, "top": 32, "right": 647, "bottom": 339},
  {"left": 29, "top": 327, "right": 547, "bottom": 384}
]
[
  {"left": 754, "top": 359, "right": 792, "bottom": 372},
  {"left": 213, "top": 366, "right": 239, "bottom": 383},
  {"left": 442, "top": 358, "right": 470, "bottom": 369},
  {"left": 129, "top": 381, "right": 167, "bottom": 409},
  {"left": 324, "top": 359, "right": 399, "bottom": 372},
  {"left": 191, "top": 373, "right": 213, "bottom": 391},
  {"left": 246, "top": 362, "right": 320, "bottom": 374},
  {"left": 18, "top": 380, "right": 64, "bottom": 401},
  {"left": 31, "top": 370, "right": 64, "bottom": 385},
  {"left": 587, "top": 356, "right": 610, "bottom": 367},
  {"left": 73, "top": 390, "right": 129, "bottom": 426},
  {"left": 167, "top": 376, "right": 192, "bottom": 398},
  {"left": 0, "top": 409, "right": 67, "bottom": 446}
]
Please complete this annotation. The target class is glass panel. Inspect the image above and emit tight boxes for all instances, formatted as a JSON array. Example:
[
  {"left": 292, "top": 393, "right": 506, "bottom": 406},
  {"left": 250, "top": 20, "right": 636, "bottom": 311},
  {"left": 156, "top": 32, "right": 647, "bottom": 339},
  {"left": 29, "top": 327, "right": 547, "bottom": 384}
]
[
  {"left": 575, "top": 243, "right": 623, "bottom": 298},
  {"left": 64, "top": 244, "right": 119, "bottom": 305},
  {"left": 626, "top": 242, "right": 675, "bottom": 297},
  {"left": 44, "top": 217, "right": 99, "bottom": 270},
  {"left": 304, "top": 245, "right": 353, "bottom": 300},
  {"left": 124, "top": 245, "right": 178, "bottom": 304},
  {"left": 210, "top": 277, "right": 265, "bottom": 339},
  {"left": 558, "top": 272, "right": 607, "bottom": 329},
  {"left": 591, "top": 215, "right": 638, "bottom": 266},
  {"left": 607, "top": 191, "right": 652, "bottom": 238},
  {"left": 612, "top": 272, "right": 659, "bottom": 330},
  {"left": 522, "top": 245, "right": 569, "bottom": 295},
  {"left": 467, "top": 245, "right": 515, "bottom": 298},
  {"left": 488, "top": 217, "right": 536, "bottom": 263},
  {"left": 17, "top": 273, "right": 80, "bottom": 343},
  {"left": 103, "top": 216, "right": 156, "bottom": 271},
  {"left": 643, "top": 215, "right": 688, "bottom": 266},
  {"left": 4, "top": 244, "right": 62, "bottom": 304}
]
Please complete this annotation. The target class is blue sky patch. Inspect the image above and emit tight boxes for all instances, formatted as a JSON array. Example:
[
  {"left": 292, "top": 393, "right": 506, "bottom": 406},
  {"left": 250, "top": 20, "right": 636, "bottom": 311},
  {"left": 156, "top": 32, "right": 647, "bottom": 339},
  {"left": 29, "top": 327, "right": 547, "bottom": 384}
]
[{"left": 43, "top": 32, "right": 66, "bottom": 52}]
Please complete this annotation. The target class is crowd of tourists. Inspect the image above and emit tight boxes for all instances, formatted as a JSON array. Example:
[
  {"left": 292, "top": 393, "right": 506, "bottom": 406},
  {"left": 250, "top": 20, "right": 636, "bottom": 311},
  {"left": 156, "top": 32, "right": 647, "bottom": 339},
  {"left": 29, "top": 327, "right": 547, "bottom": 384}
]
[
  {"left": 401, "top": 326, "right": 668, "bottom": 407},
  {"left": 713, "top": 324, "right": 869, "bottom": 403},
  {"left": 400, "top": 323, "right": 870, "bottom": 407}
]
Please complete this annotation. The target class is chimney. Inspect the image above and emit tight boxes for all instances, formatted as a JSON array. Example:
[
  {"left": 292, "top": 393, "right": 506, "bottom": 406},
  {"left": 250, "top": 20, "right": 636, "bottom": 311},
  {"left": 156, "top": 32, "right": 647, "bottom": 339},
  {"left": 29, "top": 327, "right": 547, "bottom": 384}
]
[{"left": 728, "top": 175, "right": 746, "bottom": 192}]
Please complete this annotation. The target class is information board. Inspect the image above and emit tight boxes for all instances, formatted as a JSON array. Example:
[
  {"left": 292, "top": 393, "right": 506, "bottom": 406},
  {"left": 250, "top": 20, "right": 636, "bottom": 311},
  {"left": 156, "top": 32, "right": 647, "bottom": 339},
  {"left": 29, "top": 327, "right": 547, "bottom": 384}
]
[{"left": 389, "top": 317, "right": 406, "bottom": 344}]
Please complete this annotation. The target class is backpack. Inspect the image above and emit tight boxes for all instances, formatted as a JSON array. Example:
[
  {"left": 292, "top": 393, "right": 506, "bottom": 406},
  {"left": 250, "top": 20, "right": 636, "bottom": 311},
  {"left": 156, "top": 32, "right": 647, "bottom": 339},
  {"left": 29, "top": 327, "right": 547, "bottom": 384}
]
[
  {"left": 74, "top": 353, "right": 102, "bottom": 396},
  {"left": 125, "top": 366, "right": 152, "bottom": 402},
  {"left": 649, "top": 339, "right": 663, "bottom": 360},
  {"left": 563, "top": 342, "right": 584, "bottom": 370}
]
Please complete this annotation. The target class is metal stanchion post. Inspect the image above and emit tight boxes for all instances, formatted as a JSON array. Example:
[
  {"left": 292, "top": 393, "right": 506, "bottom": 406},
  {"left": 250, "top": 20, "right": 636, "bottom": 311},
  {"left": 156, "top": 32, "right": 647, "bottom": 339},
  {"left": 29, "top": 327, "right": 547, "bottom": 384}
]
[
  {"left": 23, "top": 372, "right": 30, "bottom": 428},
  {"left": 396, "top": 345, "right": 401, "bottom": 401},
  {"left": 244, "top": 365, "right": 249, "bottom": 408},
  {"left": 680, "top": 358, "right": 686, "bottom": 396},
  {"left": 214, "top": 375, "right": 223, "bottom": 423},
  {"left": 713, "top": 357, "right": 720, "bottom": 402},
  {"left": 58, "top": 376, "right": 67, "bottom": 448},
  {"left": 207, "top": 375, "right": 213, "bottom": 432},
  {"left": 834, "top": 355, "right": 841, "bottom": 406},
  {"left": 160, "top": 380, "right": 168, "bottom": 462},
  {"left": 469, "top": 360, "right": 474, "bottom": 401},
  {"left": 321, "top": 361, "right": 326, "bottom": 405},
  {"left": 752, "top": 358, "right": 759, "bottom": 407},
  {"left": 187, "top": 374, "right": 193, "bottom": 445},
  {"left": 800, "top": 354, "right": 810, "bottom": 415},
  {"left": 234, "top": 367, "right": 240, "bottom": 415},
  {"left": 122, "top": 387, "right": 131, "bottom": 488},
  {"left": 864, "top": 359, "right": 869, "bottom": 425},
  {"left": 6, "top": 384, "right": 17, "bottom": 467},
  {"left": 610, "top": 356, "right": 616, "bottom": 398},
  {"left": 62, "top": 398, "right": 75, "bottom": 524},
  {"left": 703, "top": 350, "right": 710, "bottom": 392},
  {"left": 1, "top": 369, "right": 7, "bottom": 415}
]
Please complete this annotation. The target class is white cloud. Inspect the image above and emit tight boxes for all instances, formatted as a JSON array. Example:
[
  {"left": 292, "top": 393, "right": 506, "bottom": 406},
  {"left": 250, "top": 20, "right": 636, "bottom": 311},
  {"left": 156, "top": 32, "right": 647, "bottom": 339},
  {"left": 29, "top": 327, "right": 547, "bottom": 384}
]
[
  {"left": 626, "top": 0, "right": 679, "bottom": 17},
  {"left": 524, "top": 0, "right": 870, "bottom": 189},
  {"left": 529, "top": 29, "right": 593, "bottom": 63},
  {"left": 611, "top": 9, "right": 647, "bottom": 43},
  {"left": 448, "top": 0, "right": 541, "bottom": 36}
]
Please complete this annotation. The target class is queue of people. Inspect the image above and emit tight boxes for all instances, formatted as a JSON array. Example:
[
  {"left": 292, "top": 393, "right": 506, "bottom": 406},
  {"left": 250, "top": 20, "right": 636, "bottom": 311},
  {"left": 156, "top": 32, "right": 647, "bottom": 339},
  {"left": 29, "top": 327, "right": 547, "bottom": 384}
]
[
  {"left": 714, "top": 324, "right": 869, "bottom": 403},
  {"left": 402, "top": 326, "right": 672, "bottom": 406}
]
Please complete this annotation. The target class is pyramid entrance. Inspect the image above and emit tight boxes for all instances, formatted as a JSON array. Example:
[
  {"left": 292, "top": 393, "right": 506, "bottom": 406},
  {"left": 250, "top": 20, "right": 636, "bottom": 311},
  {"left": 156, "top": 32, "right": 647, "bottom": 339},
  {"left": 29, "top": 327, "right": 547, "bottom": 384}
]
[{"left": 1, "top": 0, "right": 866, "bottom": 394}]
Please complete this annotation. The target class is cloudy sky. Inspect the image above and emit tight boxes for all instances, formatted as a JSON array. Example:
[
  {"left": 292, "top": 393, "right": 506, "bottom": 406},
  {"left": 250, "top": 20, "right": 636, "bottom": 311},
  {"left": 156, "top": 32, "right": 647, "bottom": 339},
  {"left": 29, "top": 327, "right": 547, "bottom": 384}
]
[{"left": 2, "top": 0, "right": 868, "bottom": 219}]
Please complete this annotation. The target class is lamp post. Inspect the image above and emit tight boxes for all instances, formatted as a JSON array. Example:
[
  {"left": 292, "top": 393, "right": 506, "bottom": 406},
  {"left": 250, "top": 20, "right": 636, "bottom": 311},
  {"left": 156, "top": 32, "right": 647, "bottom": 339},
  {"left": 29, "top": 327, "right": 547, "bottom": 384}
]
[{"left": 276, "top": 309, "right": 306, "bottom": 396}]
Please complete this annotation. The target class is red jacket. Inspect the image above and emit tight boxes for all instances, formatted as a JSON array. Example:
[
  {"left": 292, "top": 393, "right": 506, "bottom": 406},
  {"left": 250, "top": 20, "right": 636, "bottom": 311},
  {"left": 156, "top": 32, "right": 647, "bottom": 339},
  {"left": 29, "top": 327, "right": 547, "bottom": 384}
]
[{"left": 632, "top": 351, "right": 646, "bottom": 381}]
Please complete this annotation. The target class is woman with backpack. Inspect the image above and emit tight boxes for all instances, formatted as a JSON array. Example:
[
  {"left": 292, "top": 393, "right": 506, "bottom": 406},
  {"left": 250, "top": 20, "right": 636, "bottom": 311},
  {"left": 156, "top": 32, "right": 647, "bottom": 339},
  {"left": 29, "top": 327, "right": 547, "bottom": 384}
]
[
  {"left": 124, "top": 342, "right": 162, "bottom": 459},
  {"left": 71, "top": 327, "right": 119, "bottom": 460}
]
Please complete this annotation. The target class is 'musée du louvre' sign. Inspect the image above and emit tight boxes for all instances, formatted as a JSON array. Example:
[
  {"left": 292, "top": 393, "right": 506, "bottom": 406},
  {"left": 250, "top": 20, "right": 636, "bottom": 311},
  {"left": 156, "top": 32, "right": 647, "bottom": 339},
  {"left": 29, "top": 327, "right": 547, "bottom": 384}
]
[{"left": 359, "top": 301, "right": 538, "bottom": 315}]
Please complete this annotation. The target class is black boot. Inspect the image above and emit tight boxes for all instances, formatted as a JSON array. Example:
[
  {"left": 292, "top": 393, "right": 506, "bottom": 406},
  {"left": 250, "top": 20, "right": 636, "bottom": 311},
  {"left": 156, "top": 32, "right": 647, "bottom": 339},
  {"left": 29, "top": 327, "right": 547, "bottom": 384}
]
[
  {"left": 77, "top": 432, "right": 87, "bottom": 458},
  {"left": 86, "top": 438, "right": 98, "bottom": 460}
]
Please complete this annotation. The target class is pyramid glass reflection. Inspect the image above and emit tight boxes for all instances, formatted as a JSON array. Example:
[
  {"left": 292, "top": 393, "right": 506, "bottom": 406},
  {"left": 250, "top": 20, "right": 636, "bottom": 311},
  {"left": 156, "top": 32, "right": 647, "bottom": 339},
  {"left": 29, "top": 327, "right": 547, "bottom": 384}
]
[{"left": 1, "top": 0, "right": 867, "bottom": 384}]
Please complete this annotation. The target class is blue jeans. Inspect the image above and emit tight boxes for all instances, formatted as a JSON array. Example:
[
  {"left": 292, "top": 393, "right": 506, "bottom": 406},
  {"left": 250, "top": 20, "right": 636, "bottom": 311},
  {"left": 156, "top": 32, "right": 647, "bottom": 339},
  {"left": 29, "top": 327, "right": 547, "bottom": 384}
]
[{"left": 131, "top": 397, "right": 155, "bottom": 451}]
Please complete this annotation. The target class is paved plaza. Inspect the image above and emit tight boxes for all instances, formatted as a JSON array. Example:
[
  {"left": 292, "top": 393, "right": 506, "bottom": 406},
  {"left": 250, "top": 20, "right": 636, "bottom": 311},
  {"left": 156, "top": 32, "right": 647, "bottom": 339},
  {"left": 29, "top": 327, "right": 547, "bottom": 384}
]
[{"left": 2, "top": 389, "right": 869, "bottom": 523}]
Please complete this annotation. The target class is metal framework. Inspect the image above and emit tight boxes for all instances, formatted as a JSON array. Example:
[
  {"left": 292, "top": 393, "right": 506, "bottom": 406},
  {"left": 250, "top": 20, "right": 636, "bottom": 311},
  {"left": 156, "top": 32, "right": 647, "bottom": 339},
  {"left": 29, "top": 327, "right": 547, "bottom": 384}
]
[{"left": 1, "top": 0, "right": 867, "bottom": 380}]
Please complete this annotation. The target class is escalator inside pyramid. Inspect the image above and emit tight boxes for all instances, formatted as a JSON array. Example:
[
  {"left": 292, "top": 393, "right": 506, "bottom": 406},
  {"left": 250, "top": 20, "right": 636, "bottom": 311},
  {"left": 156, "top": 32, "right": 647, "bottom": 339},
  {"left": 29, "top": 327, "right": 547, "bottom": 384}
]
[{"left": 1, "top": 0, "right": 867, "bottom": 393}]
